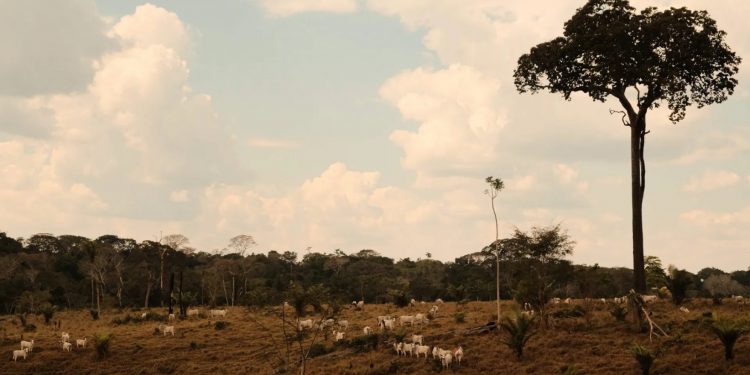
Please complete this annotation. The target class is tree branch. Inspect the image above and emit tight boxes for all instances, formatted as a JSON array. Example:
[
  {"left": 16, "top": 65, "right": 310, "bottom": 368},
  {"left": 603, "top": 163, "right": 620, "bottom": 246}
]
[{"left": 609, "top": 109, "right": 630, "bottom": 126}]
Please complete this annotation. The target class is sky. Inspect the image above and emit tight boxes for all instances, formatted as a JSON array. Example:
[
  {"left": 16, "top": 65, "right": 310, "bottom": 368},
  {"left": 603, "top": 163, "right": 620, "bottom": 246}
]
[{"left": 1, "top": 0, "right": 749, "bottom": 272}]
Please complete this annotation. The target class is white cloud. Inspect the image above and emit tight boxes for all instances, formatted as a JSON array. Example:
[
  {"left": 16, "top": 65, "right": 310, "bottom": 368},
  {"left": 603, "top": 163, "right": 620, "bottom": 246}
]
[
  {"left": 0, "top": 0, "right": 111, "bottom": 96},
  {"left": 258, "top": 0, "right": 358, "bottom": 17},
  {"left": 682, "top": 171, "right": 740, "bottom": 193},
  {"left": 507, "top": 175, "right": 535, "bottom": 192},
  {"left": 247, "top": 137, "right": 300, "bottom": 149},
  {"left": 170, "top": 190, "right": 190, "bottom": 203},
  {"left": 380, "top": 64, "right": 504, "bottom": 177},
  {"left": 555, "top": 164, "right": 578, "bottom": 184},
  {"left": 681, "top": 207, "right": 750, "bottom": 226},
  {"left": 110, "top": 4, "right": 191, "bottom": 54}
]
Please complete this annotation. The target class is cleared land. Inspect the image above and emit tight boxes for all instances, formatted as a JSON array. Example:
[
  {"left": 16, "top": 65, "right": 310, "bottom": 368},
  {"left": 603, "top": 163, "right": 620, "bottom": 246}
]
[{"left": 1, "top": 300, "right": 749, "bottom": 374}]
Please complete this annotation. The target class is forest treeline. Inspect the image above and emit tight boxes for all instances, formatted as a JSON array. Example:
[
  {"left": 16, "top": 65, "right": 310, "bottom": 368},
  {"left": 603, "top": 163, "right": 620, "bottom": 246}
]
[{"left": 1, "top": 227, "right": 748, "bottom": 315}]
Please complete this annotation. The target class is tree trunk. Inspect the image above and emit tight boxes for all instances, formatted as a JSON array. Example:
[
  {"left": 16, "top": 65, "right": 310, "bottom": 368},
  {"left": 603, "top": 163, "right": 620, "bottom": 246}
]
[
  {"left": 630, "top": 117, "right": 647, "bottom": 293},
  {"left": 232, "top": 275, "right": 236, "bottom": 307},
  {"left": 179, "top": 271, "right": 185, "bottom": 317},
  {"left": 159, "top": 252, "right": 165, "bottom": 307},
  {"left": 168, "top": 272, "right": 175, "bottom": 314},
  {"left": 145, "top": 280, "right": 151, "bottom": 309},
  {"left": 90, "top": 275, "right": 95, "bottom": 309}
]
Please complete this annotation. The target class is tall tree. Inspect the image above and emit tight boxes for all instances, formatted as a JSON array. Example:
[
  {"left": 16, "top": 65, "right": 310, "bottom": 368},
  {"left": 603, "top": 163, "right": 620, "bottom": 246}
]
[
  {"left": 514, "top": 0, "right": 740, "bottom": 292},
  {"left": 485, "top": 176, "right": 505, "bottom": 322},
  {"left": 227, "top": 234, "right": 257, "bottom": 256}
]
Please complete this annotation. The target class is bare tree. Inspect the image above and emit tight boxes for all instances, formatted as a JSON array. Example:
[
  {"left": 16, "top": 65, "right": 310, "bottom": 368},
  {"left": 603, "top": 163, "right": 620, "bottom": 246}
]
[
  {"left": 227, "top": 234, "right": 257, "bottom": 256},
  {"left": 485, "top": 176, "right": 505, "bottom": 322}
]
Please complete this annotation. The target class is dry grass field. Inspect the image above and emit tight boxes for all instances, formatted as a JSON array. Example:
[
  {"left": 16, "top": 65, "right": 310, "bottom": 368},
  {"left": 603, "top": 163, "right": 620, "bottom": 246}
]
[{"left": 1, "top": 299, "right": 749, "bottom": 374}]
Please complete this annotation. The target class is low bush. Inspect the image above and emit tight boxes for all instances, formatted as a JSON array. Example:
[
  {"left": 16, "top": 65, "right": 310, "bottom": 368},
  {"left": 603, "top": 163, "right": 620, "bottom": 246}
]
[
  {"left": 90, "top": 309, "right": 99, "bottom": 320},
  {"left": 710, "top": 317, "right": 748, "bottom": 361},
  {"left": 95, "top": 332, "right": 113, "bottom": 359},
  {"left": 609, "top": 305, "right": 628, "bottom": 322},
  {"left": 499, "top": 312, "right": 536, "bottom": 360},
  {"left": 307, "top": 342, "right": 329, "bottom": 358},
  {"left": 454, "top": 311, "right": 466, "bottom": 323},
  {"left": 629, "top": 344, "right": 656, "bottom": 375},
  {"left": 40, "top": 304, "right": 55, "bottom": 324},
  {"left": 551, "top": 305, "right": 586, "bottom": 318},
  {"left": 346, "top": 334, "right": 379, "bottom": 353},
  {"left": 214, "top": 321, "right": 229, "bottom": 330}
]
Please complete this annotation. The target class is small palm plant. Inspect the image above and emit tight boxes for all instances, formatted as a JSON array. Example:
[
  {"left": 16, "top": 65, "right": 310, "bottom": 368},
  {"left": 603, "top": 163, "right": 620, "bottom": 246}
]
[
  {"left": 499, "top": 312, "right": 536, "bottom": 360},
  {"left": 94, "top": 332, "right": 113, "bottom": 359},
  {"left": 629, "top": 344, "right": 656, "bottom": 375},
  {"left": 710, "top": 317, "right": 748, "bottom": 361}
]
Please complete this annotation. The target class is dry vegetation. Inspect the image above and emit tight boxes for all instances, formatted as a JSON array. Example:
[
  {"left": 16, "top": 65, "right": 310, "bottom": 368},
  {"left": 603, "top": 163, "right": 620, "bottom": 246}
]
[{"left": 2, "top": 300, "right": 749, "bottom": 374}]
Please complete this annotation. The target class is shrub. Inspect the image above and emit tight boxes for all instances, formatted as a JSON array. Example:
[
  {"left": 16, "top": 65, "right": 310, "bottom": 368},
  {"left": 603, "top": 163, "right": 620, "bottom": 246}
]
[
  {"left": 454, "top": 312, "right": 466, "bottom": 323},
  {"left": 609, "top": 305, "right": 628, "bottom": 322},
  {"left": 710, "top": 317, "right": 748, "bottom": 361},
  {"left": 307, "top": 342, "right": 329, "bottom": 358},
  {"left": 551, "top": 305, "right": 586, "bottom": 318},
  {"left": 629, "top": 344, "right": 656, "bottom": 375},
  {"left": 393, "top": 328, "right": 406, "bottom": 343},
  {"left": 90, "top": 309, "right": 100, "bottom": 320},
  {"left": 347, "top": 334, "right": 379, "bottom": 353},
  {"left": 499, "top": 312, "right": 536, "bottom": 360},
  {"left": 40, "top": 304, "right": 55, "bottom": 324},
  {"left": 214, "top": 321, "right": 229, "bottom": 330},
  {"left": 665, "top": 267, "right": 692, "bottom": 305},
  {"left": 95, "top": 332, "right": 113, "bottom": 359}
]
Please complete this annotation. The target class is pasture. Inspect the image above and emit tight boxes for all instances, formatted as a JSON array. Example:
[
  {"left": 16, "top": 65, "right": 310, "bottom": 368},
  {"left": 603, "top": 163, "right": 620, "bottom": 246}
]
[{"left": 2, "top": 299, "right": 749, "bottom": 374}]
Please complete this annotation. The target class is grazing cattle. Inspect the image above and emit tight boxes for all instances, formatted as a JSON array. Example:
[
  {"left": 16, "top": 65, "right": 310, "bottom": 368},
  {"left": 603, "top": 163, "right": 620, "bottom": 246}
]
[
  {"left": 76, "top": 338, "right": 87, "bottom": 348},
  {"left": 376, "top": 315, "right": 390, "bottom": 326},
  {"left": 564, "top": 298, "right": 572, "bottom": 304},
  {"left": 732, "top": 295, "right": 744, "bottom": 303},
  {"left": 168, "top": 313, "right": 176, "bottom": 321},
  {"left": 380, "top": 318, "right": 396, "bottom": 330},
  {"left": 209, "top": 309, "right": 227, "bottom": 318},
  {"left": 20, "top": 340, "right": 34, "bottom": 352},
  {"left": 679, "top": 306, "right": 690, "bottom": 313},
  {"left": 333, "top": 330, "right": 345, "bottom": 342},
  {"left": 13, "top": 348, "right": 29, "bottom": 361},
  {"left": 337, "top": 320, "right": 349, "bottom": 331},
  {"left": 441, "top": 352, "right": 453, "bottom": 369},
  {"left": 429, "top": 305, "right": 439, "bottom": 316},
  {"left": 550, "top": 297, "right": 561, "bottom": 304},
  {"left": 399, "top": 315, "right": 415, "bottom": 326},
  {"left": 454, "top": 346, "right": 464, "bottom": 365},
  {"left": 412, "top": 334, "right": 424, "bottom": 345},
  {"left": 356, "top": 301, "right": 365, "bottom": 310},
  {"left": 363, "top": 326, "right": 373, "bottom": 335},
  {"left": 162, "top": 325, "right": 175, "bottom": 336},
  {"left": 642, "top": 295, "right": 658, "bottom": 303},
  {"left": 415, "top": 345, "right": 430, "bottom": 358},
  {"left": 298, "top": 319, "right": 314, "bottom": 330},
  {"left": 187, "top": 309, "right": 200, "bottom": 317},
  {"left": 61, "top": 332, "right": 70, "bottom": 343},
  {"left": 62, "top": 342, "right": 72, "bottom": 352},
  {"left": 402, "top": 343, "right": 415, "bottom": 357},
  {"left": 435, "top": 298, "right": 444, "bottom": 304},
  {"left": 393, "top": 342, "right": 403, "bottom": 355},
  {"left": 414, "top": 313, "right": 428, "bottom": 325}
]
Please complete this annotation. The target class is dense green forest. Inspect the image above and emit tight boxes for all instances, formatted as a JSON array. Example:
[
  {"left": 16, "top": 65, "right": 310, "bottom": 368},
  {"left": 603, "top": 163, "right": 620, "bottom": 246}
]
[{"left": 1, "top": 228, "right": 748, "bottom": 315}]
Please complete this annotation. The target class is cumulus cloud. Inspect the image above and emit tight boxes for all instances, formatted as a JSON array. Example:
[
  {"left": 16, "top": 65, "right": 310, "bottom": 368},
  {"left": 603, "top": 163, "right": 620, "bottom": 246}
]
[
  {"left": 258, "top": 0, "right": 358, "bottom": 17},
  {"left": 681, "top": 206, "right": 750, "bottom": 226},
  {"left": 0, "top": 3, "right": 238, "bottom": 232},
  {"left": 380, "top": 65, "right": 504, "bottom": 177},
  {"left": 0, "top": 0, "right": 111, "bottom": 96},
  {"left": 683, "top": 171, "right": 740, "bottom": 192}
]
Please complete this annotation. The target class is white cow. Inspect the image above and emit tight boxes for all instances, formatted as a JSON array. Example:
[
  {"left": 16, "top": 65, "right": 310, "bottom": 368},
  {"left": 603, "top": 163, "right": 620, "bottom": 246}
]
[{"left": 13, "top": 348, "right": 29, "bottom": 361}]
